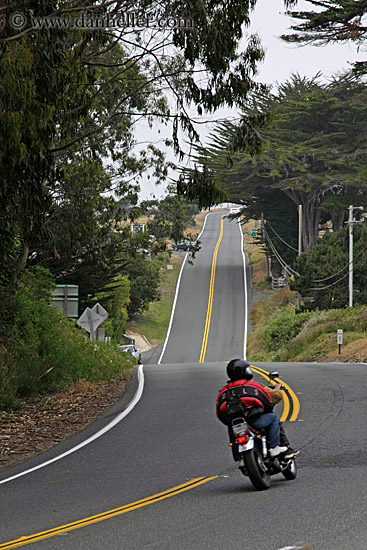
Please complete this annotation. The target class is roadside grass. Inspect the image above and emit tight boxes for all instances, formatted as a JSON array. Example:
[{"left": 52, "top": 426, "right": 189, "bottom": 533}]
[
  {"left": 248, "top": 292, "right": 367, "bottom": 362},
  {"left": 242, "top": 220, "right": 265, "bottom": 265},
  {"left": 275, "top": 328, "right": 366, "bottom": 362},
  {"left": 127, "top": 252, "right": 183, "bottom": 345}
]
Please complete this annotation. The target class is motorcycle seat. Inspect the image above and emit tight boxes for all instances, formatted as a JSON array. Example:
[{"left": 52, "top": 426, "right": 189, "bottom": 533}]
[{"left": 248, "top": 424, "right": 268, "bottom": 436}]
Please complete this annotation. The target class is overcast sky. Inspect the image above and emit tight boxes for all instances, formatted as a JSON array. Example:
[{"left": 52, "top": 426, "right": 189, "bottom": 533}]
[
  {"left": 138, "top": 0, "right": 365, "bottom": 201},
  {"left": 248, "top": 0, "right": 363, "bottom": 84}
]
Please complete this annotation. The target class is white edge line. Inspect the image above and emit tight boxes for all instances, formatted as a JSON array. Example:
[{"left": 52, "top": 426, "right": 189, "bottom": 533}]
[
  {"left": 238, "top": 220, "right": 248, "bottom": 359},
  {"left": 158, "top": 212, "right": 212, "bottom": 365},
  {"left": 157, "top": 253, "right": 188, "bottom": 365},
  {"left": 0, "top": 365, "right": 145, "bottom": 486}
]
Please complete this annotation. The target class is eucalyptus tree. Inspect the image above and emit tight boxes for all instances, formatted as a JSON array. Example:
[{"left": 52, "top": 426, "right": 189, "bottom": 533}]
[{"left": 0, "top": 0, "right": 268, "bottom": 285}]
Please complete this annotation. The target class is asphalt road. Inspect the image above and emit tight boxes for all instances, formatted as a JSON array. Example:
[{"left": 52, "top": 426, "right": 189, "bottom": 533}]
[
  {"left": 160, "top": 212, "right": 247, "bottom": 364},
  {"left": 1, "top": 212, "right": 367, "bottom": 550}
]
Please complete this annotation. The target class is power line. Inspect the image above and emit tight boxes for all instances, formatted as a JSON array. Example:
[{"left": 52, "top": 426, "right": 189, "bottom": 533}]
[
  {"left": 263, "top": 219, "right": 365, "bottom": 290},
  {"left": 262, "top": 226, "right": 299, "bottom": 277},
  {"left": 310, "top": 269, "right": 351, "bottom": 291},
  {"left": 311, "top": 246, "right": 366, "bottom": 283},
  {"left": 266, "top": 222, "right": 298, "bottom": 252}
]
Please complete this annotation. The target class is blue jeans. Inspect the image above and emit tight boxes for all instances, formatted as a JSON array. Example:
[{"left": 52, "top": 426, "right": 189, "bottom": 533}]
[{"left": 250, "top": 413, "right": 280, "bottom": 448}]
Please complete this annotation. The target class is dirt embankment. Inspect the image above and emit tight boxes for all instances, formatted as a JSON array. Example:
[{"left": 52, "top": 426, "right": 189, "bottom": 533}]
[{"left": 0, "top": 374, "right": 131, "bottom": 470}]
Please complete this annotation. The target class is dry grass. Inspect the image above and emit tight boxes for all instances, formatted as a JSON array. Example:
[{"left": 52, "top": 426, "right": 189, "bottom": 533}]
[
  {"left": 71, "top": 379, "right": 98, "bottom": 393},
  {"left": 184, "top": 208, "right": 227, "bottom": 239},
  {"left": 241, "top": 220, "right": 269, "bottom": 288},
  {"left": 251, "top": 259, "right": 269, "bottom": 287}
]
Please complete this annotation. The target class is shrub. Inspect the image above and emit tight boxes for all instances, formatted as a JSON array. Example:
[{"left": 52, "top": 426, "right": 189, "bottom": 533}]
[
  {"left": 261, "top": 307, "right": 312, "bottom": 352},
  {"left": 94, "top": 275, "right": 130, "bottom": 342},
  {"left": 0, "top": 267, "right": 133, "bottom": 410}
]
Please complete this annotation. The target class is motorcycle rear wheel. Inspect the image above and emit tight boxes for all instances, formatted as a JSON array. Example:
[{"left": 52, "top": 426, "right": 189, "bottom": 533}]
[
  {"left": 282, "top": 458, "right": 297, "bottom": 480},
  {"left": 243, "top": 448, "right": 271, "bottom": 490}
]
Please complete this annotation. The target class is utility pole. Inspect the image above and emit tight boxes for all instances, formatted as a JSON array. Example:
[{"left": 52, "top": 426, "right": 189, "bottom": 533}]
[
  {"left": 298, "top": 205, "right": 302, "bottom": 256},
  {"left": 295, "top": 205, "right": 303, "bottom": 311},
  {"left": 346, "top": 205, "right": 364, "bottom": 308},
  {"left": 261, "top": 212, "right": 270, "bottom": 277}
]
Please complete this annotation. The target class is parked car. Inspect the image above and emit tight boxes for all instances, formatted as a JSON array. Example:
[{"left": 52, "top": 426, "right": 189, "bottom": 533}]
[
  {"left": 135, "top": 247, "right": 149, "bottom": 254},
  {"left": 172, "top": 241, "right": 191, "bottom": 251},
  {"left": 117, "top": 344, "right": 141, "bottom": 363},
  {"left": 172, "top": 240, "right": 201, "bottom": 252}
]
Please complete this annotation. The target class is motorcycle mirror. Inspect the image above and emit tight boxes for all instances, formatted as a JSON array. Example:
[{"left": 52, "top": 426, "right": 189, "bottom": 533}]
[{"left": 269, "top": 371, "right": 279, "bottom": 379}]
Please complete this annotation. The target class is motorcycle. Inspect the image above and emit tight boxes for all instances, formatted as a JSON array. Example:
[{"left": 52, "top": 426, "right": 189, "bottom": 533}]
[{"left": 230, "top": 371, "right": 297, "bottom": 491}]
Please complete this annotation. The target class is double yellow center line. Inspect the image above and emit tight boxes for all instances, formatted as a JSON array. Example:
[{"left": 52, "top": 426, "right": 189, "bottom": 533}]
[
  {"left": 199, "top": 215, "right": 224, "bottom": 363},
  {"left": 0, "top": 476, "right": 219, "bottom": 549},
  {"left": 252, "top": 365, "right": 300, "bottom": 422},
  {"left": 198, "top": 216, "right": 300, "bottom": 421}
]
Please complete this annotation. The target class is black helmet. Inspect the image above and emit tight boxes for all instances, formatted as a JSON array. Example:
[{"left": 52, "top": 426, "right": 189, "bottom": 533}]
[{"left": 227, "top": 359, "right": 253, "bottom": 381}]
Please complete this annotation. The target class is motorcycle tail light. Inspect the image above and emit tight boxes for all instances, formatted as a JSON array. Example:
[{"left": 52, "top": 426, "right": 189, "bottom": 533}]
[{"left": 237, "top": 436, "right": 248, "bottom": 444}]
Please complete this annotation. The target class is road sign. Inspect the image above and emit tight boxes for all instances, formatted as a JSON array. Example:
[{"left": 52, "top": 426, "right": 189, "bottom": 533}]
[
  {"left": 91, "top": 303, "right": 108, "bottom": 321},
  {"left": 90, "top": 303, "right": 108, "bottom": 340},
  {"left": 51, "top": 285, "right": 79, "bottom": 317},
  {"left": 131, "top": 223, "right": 145, "bottom": 235},
  {"left": 251, "top": 230, "right": 256, "bottom": 237},
  {"left": 337, "top": 329, "right": 343, "bottom": 345},
  {"left": 77, "top": 307, "right": 105, "bottom": 338}
]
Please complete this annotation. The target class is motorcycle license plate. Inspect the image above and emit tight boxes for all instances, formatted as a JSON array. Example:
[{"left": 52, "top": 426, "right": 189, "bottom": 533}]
[
  {"left": 239, "top": 440, "right": 253, "bottom": 452},
  {"left": 232, "top": 422, "right": 247, "bottom": 435}
]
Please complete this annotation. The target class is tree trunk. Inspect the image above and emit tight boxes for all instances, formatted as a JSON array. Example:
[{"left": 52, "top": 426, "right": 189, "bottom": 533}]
[
  {"left": 331, "top": 208, "right": 345, "bottom": 232},
  {"left": 302, "top": 202, "right": 321, "bottom": 250},
  {"left": 10, "top": 244, "right": 29, "bottom": 285},
  {"left": 284, "top": 189, "right": 322, "bottom": 251}
]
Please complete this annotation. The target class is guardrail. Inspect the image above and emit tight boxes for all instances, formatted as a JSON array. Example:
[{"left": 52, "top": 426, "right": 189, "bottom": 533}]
[{"left": 272, "top": 276, "right": 287, "bottom": 290}]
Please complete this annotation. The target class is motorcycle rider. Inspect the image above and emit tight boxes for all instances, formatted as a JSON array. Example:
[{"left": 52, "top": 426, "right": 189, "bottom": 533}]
[{"left": 216, "top": 359, "right": 299, "bottom": 466}]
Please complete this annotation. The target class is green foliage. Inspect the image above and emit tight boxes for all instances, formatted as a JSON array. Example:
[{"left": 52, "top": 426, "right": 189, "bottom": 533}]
[
  {"left": 274, "top": 306, "right": 367, "bottom": 361},
  {"left": 245, "top": 188, "right": 299, "bottom": 272},
  {"left": 282, "top": 1, "right": 367, "bottom": 88},
  {"left": 291, "top": 223, "right": 367, "bottom": 310},
  {"left": 248, "top": 290, "right": 367, "bottom": 361},
  {"left": 94, "top": 275, "right": 130, "bottom": 342},
  {"left": 123, "top": 256, "right": 161, "bottom": 316},
  {"left": 145, "top": 193, "right": 200, "bottom": 243},
  {"left": 129, "top": 253, "right": 183, "bottom": 343},
  {"left": 31, "top": 155, "right": 135, "bottom": 312},
  {"left": 178, "top": 164, "right": 228, "bottom": 210},
  {"left": 0, "top": 268, "right": 132, "bottom": 410},
  {"left": 282, "top": 2, "right": 366, "bottom": 47},
  {"left": 261, "top": 307, "right": 312, "bottom": 352}
]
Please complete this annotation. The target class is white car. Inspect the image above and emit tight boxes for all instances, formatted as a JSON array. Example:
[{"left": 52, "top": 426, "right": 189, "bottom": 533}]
[{"left": 117, "top": 344, "right": 141, "bottom": 363}]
